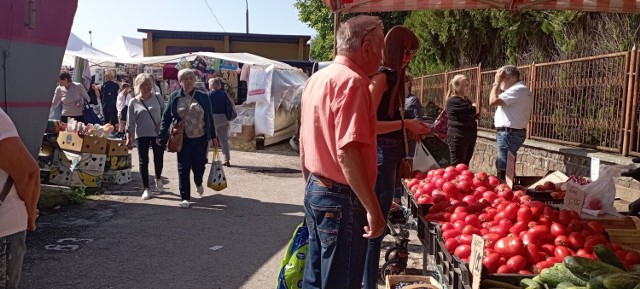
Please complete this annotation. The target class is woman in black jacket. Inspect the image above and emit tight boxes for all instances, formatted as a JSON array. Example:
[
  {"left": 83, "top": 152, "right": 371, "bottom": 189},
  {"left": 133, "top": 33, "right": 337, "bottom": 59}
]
[{"left": 445, "top": 74, "right": 479, "bottom": 165}]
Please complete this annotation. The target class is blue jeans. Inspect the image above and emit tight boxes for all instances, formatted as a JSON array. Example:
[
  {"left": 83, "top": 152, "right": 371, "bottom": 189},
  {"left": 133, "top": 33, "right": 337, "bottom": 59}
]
[
  {"left": 177, "top": 136, "right": 209, "bottom": 201},
  {"left": 363, "top": 138, "right": 405, "bottom": 289},
  {"left": 303, "top": 176, "right": 368, "bottom": 289},
  {"left": 495, "top": 130, "right": 526, "bottom": 171},
  {"left": 0, "top": 231, "right": 26, "bottom": 289}
]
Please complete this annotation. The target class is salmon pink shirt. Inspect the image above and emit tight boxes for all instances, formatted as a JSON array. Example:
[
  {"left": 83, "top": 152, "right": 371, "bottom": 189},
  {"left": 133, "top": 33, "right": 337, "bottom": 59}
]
[{"left": 300, "top": 56, "right": 377, "bottom": 188}]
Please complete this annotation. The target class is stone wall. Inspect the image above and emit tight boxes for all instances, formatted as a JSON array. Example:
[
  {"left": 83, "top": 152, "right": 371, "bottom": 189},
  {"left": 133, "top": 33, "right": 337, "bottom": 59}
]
[{"left": 469, "top": 131, "right": 640, "bottom": 202}]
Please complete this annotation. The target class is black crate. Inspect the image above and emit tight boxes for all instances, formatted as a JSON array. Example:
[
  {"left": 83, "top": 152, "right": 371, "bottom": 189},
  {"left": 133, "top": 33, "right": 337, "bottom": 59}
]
[
  {"left": 455, "top": 257, "right": 536, "bottom": 288},
  {"left": 525, "top": 189, "right": 564, "bottom": 205}
]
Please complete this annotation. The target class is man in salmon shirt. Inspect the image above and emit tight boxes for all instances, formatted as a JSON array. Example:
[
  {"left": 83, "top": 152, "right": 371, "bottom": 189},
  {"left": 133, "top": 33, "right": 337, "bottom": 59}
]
[{"left": 299, "top": 15, "right": 385, "bottom": 289}]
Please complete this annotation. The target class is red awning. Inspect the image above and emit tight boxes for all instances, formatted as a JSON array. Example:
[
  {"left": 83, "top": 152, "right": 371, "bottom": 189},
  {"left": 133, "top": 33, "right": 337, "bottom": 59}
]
[{"left": 322, "top": 0, "right": 640, "bottom": 14}]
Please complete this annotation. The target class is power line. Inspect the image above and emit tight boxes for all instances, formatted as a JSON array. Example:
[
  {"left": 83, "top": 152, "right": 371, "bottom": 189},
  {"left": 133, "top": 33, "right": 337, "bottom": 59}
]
[{"left": 204, "top": 0, "right": 226, "bottom": 32}]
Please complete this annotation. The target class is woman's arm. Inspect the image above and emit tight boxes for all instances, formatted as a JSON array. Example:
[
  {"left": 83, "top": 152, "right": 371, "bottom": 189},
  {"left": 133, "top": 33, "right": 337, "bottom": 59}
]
[
  {"left": 369, "top": 73, "right": 387, "bottom": 109},
  {"left": 157, "top": 94, "right": 175, "bottom": 143}
]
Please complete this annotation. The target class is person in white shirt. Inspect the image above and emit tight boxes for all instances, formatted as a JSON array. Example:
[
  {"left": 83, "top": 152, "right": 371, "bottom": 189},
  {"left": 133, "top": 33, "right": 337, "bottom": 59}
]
[
  {"left": 116, "top": 83, "right": 133, "bottom": 138},
  {"left": 489, "top": 65, "right": 533, "bottom": 180},
  {"left": 0, "top": 108, "right": 40, "bottom": 289},
  {"left": 51, "top": 72, "right": 91, "bottom": 123}
]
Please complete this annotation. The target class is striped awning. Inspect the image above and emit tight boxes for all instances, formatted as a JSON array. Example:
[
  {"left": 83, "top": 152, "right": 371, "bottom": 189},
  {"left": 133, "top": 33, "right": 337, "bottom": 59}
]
[{"left": 322, "top": 0, "right": 640, "bottom": 14}]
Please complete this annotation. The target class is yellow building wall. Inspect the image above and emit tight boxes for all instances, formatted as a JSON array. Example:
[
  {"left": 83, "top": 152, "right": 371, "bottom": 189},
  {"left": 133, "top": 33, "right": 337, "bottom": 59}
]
[{"left": 152, "top": 38, "right": 226, "bottom": 55}]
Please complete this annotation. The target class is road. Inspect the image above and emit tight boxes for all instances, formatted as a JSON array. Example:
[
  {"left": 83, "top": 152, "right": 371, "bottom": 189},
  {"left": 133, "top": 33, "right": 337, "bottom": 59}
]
[{"left": 20, "top": 143, "right": 423, "bottom": 289}]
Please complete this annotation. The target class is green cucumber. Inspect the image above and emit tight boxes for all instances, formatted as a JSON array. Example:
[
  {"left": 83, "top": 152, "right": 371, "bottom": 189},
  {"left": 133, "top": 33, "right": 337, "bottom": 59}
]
[
  {"left": 594, "top": 245, "right": 627, "bottom": 270},
  {"left": 633, "top": 283, "right": 640, "bottom": 289},
  {"left": 590, "top": 270, "right": 609, "bottom": 279},
  {"left": 602, "top": 273, "right": 640, "bottom": 289},
  {"left": 563, "top": 256, "right": 625, "bottom": 276},
  {"left": 587, "top": 273, "right": 612, "bottom": 289},
  {"left": 557, "top": 282, "right": 577, "bottom": 289},
  {"left": 520, "top": 278, "right": 542, "bottom": 289},
  {"left": 539, "top": 267, "right": 565, "bottom": 287},
  {"left": 554, "top": 263, "right": 588, "bottom": 285}
]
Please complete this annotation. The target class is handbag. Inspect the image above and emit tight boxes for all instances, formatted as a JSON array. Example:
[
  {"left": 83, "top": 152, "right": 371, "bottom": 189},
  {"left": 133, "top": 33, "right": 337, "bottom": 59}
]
[
  {"left": 396, "top": 99, "right": 414, "bottom": 186},
  {"left": 207, "top": 148, "right": 227, "bottom": 191},
  {"left": 166, "top": 95, "right": 194, "bottom": 153},
  {"left": 225, "top": 94, "right": 237, "bottom": 121},
  {"left": 82, "top": 99, "right": 102, "bottom": 125},
  {"left": 433, "top": 109, "right": 448, "bottom": 140}
]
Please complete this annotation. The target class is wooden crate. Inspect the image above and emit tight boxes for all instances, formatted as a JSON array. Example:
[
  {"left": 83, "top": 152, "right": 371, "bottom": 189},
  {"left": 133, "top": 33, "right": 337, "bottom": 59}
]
[
  {"left": 601, "top": 216, "right": 640, "bottom": 250},
  {"left": 588, "top": 216, "right": 640, "bottom": 230},
  {"left": 386, "top": 275, "right": 440, "bottom": 289}
]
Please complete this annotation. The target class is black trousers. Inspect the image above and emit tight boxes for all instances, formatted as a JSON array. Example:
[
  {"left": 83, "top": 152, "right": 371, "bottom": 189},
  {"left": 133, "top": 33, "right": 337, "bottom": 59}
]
[
  {"left": 137, "top": 137, "right": 164, "bottom": 188},
  {"left": 177, "top": 136, "right": 209, "bottom": 201},
  {"left": 104, "top": 110, "right": 118, "bottom": 126},
  {"left": 446, "top": 133, "right": 477, "bottom": 166}
]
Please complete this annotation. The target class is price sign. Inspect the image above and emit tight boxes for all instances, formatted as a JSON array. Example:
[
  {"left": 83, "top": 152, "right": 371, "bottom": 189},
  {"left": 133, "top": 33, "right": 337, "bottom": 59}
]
[
  {"left": 506, "top": 151, "right": 516, "bottom": 188},
  {"left": 230, "top": 123, "right": 242, "bottom": 134},
  {"left": 564, "top": 182, "right": 586, "bottom": 214},
  {"left": 590, "top": 157, "right": 600, "bottom": 181},
  {"left": 470, "top": 234, "right": 485, "bottom": 289}
]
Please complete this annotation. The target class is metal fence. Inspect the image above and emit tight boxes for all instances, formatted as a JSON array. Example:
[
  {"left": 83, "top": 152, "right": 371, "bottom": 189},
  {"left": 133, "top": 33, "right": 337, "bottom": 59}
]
[{"left": 414, "top": 48, "right": 640, "bottom": 156}]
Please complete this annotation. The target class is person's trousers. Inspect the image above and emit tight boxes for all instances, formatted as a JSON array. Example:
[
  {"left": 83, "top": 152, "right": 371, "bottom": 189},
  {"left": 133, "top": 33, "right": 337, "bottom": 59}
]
[
  {"left": 495, "top": 129, "right": 526, "bottom": 172},
  {"left": 212, "top": 114, "right": 230, "bottom": 162},
  {"left": 60, "top": 115, "right": 84, "bottom": 124},
  {"left": 446, "top": 133, "right": 477, "bottom": 166},
  {"left": 103, "top": 110, "right": 118, "bottom": 126},
  {"left": 237, "top": 80, "right": 247, "bottom": 105},
  {"left": 303, "top": 175, "right": 368, "bottom": 289},
  {"left": 0, "top": 231, "right": 26, "bottom": 289},
  {"left": 137, "top": 137, "right": 165, "bottom": 188},
  {"left": 177, "top": 136, "right": 209, "bottom": 201},
  {"left": 363, "top": 138, "right": 405, "bottom": 289}
]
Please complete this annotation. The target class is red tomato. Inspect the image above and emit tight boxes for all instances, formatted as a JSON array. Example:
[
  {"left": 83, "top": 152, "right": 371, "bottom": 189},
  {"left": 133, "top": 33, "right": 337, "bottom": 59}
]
[
  {"left": 554, "top": 246, "right": 571, "bottom": 261},
  {"left": 454, "top": 206, "right": 468, "bottom": 213},
  {"left": 554, "top": 235, "right": 569, "bottom": 247},
  {"left": 483, "top": 253, "right": 502, "bottom": 273},
  {"left": 454, "top": 245, "right": 472, "bottom": 259},
  {"left": 504, "top": 203, "right": 519, "bottom": 221},
  {"left": 509, "top": 221, "right": 529, "bottom": 235},
  {"left": 462, "top": 225, "right": 481, "bottom": 236},
  {"left": 494, "top": 236, "right": 524, "bottom": 257},
  {"left": 457, "top": 234, "right": 473, "bottom": 246},
  {"left": 534, "top": 260, "right": 555, "bottom": 273},
  {"left": 550, "top": 223, "right": 567, "bottom": 237},
  {"left": 483, "top": 233, "right": 502, "bottom": 248},
  {"left": 525, "top": 244, "right": 542, "bottom": 264},
  {"left": 583, "top": 235, "right": 608, "bottom": 253},
  {"left": 453, "top": 220, "right": 466, "bottom": 232},
  {"left": 465, "top": 215, "right": 482, "bottom": 228},
  {"left": 441, "top": 222, "right": 454, "bottom": 231},
  {"left": 517, "top": 206, "right": 533, "bottom": 223},
  {"left": 451, "top": 212, "right": 468, "bottom": 223},
  {"left": 587, "top": 221, "right": 605, "bottom": 235},
  {"left": 455, "top": 163, "right": 469, "bottom": 173},
  {"left": 483, "top": 191, "right": 497, "bottom": 203},
  {"left": 625, "top": 252, "right": 640, "bottom": 265},
  {"left": 488, "top": 176, "right": 500, "bottom": 187},
  {"left": 540, "top": 244, "right": 556, "bottom": 256},
  {"left": 519, "top": 270, "right": 533, "bottom": 274},
  {"left": 568, "top": 232, "right": 585, "bottom": 249},
  {"left": 462, "top": 195, "right": 476, "bottom": 205},
  {"left": 528, "top": 225, "right": 550, "bottom": 241},
  {"left": 497, "top": 265, "right": 514, "bottom": 273},
  {"left": 489, "top": 224, "right": 508, "bottom": 237},
  {"left": 456, "top": 180, "right": 472, "bottom": 194},
  {"left": 567, "top": 219, "right": 583, "bottom": 232},
  {"left": 506, "top": 255, "right": 527, "bottom": 272},
  {"left": 576, "top": 249, "right": 590, "bottom": 258},
  {"left": 558, "top": 210, "right": 573, "bottom": 226},
  {"left": 445, "top": 238, "right": 460, "bottom": 252},
  {"left": 442, "top": 229, "right": 460, "bottom": 240}
]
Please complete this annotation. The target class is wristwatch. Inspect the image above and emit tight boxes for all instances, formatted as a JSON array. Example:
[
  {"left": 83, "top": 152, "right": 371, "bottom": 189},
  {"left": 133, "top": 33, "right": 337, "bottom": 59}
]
[{"left": 492, "top": 82, "right": 500, "bottom": 86}]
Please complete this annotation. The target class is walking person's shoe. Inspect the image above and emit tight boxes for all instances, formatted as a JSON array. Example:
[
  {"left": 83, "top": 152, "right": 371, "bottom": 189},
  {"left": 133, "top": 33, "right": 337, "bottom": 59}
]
[
  {"left": 223, "top": 161, "right": 231, "bottom": 167},
  {"left": 155, "top": 178, "right": 163, "bottom": 194},
  {"left": 179, "top": 200, "right": 190, "bottom": 208},
  {"left": 141, "top": 189, "right": 151, "bottom": 200},
  {"left": 196, "top": 185, "right": 204, "bottom": 197}
]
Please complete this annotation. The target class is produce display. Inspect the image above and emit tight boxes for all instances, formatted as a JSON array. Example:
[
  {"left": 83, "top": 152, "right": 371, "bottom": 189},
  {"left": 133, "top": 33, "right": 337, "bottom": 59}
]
[
  {"left": 391, "top": 281, "right": 431, "bottom": 289},
  {"left": 403, "top": 165, "right": 640, "bottom": 277},
  {"left": 529, "top": 182, "right": 566, "bottom": 200}
]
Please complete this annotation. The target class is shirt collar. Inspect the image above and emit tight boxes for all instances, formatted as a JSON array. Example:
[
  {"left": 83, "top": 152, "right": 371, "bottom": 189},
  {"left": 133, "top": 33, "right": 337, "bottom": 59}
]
[{"left": 333, "top": 55, "right": 370, "bottom": 80}]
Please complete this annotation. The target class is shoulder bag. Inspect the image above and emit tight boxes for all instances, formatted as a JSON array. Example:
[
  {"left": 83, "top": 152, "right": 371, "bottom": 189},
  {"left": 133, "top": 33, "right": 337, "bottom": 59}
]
[
  {"left": 139, "top": 95, "right": 162, "bottom": 134},
  {"left": 225, "top": 94, "right": 238, "bottom": 121},
  {"left": 433, "top": 109, "right": 448, "bottom": 140},
  {"left": 167, "top": 94, "right": 194, "bottom": 153},
  {"left": 396, "top": 98, "right": 414, "bottom": 187}
]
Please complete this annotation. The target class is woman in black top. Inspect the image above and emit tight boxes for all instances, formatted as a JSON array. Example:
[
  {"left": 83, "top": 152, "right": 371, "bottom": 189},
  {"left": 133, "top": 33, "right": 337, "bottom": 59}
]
[{"left": 445, "top": 74, "right": 479, "bottom": 165}]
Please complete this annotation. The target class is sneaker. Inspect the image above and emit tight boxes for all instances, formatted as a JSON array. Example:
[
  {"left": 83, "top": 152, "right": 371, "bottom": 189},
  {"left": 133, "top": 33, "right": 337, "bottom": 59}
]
[
  {"left": 196, "top": 185, "right": 204, "bottom": 197},
  {"left": 179, "top": 200, "right": 190, "bottom": 208},
  {"left": 223, "top": 161, "right": 231, "bottom": 167},
  {"left": 155, "top": 179, "right": 163, "bottom": 193},
  {"left": 141, "top": 189, "right": 151, "bottom": 200}
]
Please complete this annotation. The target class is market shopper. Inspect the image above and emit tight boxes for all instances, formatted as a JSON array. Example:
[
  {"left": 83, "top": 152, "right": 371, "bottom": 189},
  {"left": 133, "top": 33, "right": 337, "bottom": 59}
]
[
  {"left": 0, "top": 107, "right": 40, "bottom": 289},
  {"left": 445, "top": 74, "right": 479, "bottom": 166},
  {"left": 299, "top": 15, "right": 386, "bottom": 289},
  {"left": 157, "top": 68, "right": 218, "bottom": 208},
  {"left": 101, "top": 70, "right": 120, "bottom": 126},
  {"left": 208, "top": 77, "right": 232, "bottom": 166},
  {"left": 51, "top": 72, "right": 91, "bottom": 123},
  {"left": 116, "top": 83, "right": 133, "bottom": 139},
  {"left": 126, "top": 73, "right": 165, "bottom": 201},
  {"left": 364, "top": 25, "right": 430, "bottom": 289},
  {"left": 489, "top": 65, "right": 533, "bottom": 180}
]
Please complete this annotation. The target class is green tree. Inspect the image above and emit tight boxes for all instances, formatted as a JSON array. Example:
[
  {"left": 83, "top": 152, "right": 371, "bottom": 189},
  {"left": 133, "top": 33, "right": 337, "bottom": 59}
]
[{"left": 294, "top": 0, "right": 409, "bottom": 61}]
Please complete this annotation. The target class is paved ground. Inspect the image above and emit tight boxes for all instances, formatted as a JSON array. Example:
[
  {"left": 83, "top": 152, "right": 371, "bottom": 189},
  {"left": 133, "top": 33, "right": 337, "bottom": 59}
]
[{"left": 20, "top": 143, "right": 424, "bottom": 289}]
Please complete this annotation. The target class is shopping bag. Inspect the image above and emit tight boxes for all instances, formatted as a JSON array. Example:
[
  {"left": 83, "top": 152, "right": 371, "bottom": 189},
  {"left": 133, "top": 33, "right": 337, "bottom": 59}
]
[
  {"left": 207, "top": 149, "right": 227, "bottom": 191},
  {"left": 276, "top": 222, "right": 308, "bottom": 289},
  {"left": 433, "top": 110, "right": 448, "bottom": 140},
  {"left": 413, "top": 142, "right": 440, "bottom": 172},
  {"left": 82, "top": 100, "right": 102, "bottom": 125},
  {"left": 580, "top": 164, "right": 633, "bottom": 216}
]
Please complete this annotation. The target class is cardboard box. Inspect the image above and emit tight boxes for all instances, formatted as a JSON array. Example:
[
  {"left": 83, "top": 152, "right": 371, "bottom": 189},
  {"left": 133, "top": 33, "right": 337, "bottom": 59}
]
[
  {"left": 105, "top": 154, "right": 132, "bottom": 171},
  {"left": 102, "top": 169, "right": 132, "bottom": 185},
  {"left": 106, "top": 139, "right": 128, "bottom": 156},
  {"left": 49, "top": 166, "right": 102, "bottom": 188},
  {"left": 385, "top": 275, "right": 440, "bottom": 289},
  {"left": 57, "top": 131, "right": 107, "bottom": 154},
  {"left": 59, "top": 151, "right": 107, "bottom": 173},
  {"left": 229, "top": 124, "right": 255, "bottom": 141}
]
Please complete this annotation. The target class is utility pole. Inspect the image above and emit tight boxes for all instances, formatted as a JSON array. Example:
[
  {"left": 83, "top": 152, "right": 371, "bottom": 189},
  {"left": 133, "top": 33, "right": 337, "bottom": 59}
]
[
  {"left": 245, "top": 0, "right": 249, "bottom": 33},
  {"left": 89, "top": 30, "right": 93, "bottom": 46}
]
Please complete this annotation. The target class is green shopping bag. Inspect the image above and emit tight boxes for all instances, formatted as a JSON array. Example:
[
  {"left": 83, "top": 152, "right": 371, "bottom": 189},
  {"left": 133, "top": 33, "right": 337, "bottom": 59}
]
[{"left": 276, "top": 222, "right": 308, "bottom": 289}]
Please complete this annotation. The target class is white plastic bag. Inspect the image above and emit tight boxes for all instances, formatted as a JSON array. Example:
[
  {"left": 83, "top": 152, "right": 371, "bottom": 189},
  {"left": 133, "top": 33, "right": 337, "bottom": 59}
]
[
  {"left": 413, "top": 142, "right": 440, "bottom": 172},
  {"left": 207, "top": 149, "right": 227, "bottom": 191},
  {"left": 581, "top": 164, "right": 633, "bottom": 216}
]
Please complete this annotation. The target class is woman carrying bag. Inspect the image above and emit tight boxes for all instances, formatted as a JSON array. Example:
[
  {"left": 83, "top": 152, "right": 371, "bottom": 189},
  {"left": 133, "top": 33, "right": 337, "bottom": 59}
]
[
  {"left": 207, "top": 77, "right": 233, "bottom": 167},
  {"left": 126, "top": 73, "right": 165, "bottom": 201},
  {"left": 157, "top": 69, "right": 218, "bottom": 208}
]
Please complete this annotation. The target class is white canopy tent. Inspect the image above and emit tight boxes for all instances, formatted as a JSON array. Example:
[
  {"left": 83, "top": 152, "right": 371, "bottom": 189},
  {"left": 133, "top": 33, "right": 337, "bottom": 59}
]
[
  {"left": 103, "top": 36, "right": 144, "bottom": 59},
  {"left": 62, "top": 32, "right": 118, "bottom": 67},
  {"left": 119, "top": 51, "right": 295, "bottom": 69}
]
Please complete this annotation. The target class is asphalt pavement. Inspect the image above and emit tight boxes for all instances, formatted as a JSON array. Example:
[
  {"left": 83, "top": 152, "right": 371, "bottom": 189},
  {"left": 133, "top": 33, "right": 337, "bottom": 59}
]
[{"left": 19, "top": 143, "right": 423, "bottom": 289}]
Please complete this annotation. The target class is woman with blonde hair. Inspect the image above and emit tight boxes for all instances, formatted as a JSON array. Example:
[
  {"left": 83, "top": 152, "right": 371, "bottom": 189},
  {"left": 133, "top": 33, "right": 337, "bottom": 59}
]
[
  {"left": 364, "top": 25, "right": 431, "bottom": 289},
  {"left": 126, "top": 74, "right": 165, "bottom": 200},
  {"left": 157, "top": 69, "right": 218, "bottom": 208},
  {"left": 445, "top": 74, "right": 479, "bottom": 165}
]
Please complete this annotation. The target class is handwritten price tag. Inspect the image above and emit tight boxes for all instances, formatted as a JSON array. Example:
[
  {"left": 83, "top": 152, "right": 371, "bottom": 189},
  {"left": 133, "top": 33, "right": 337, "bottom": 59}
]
[
  {"left": 506, "top": 151, "right": 516, "bottom": 188},
  {"left": 470, "top": 234, "right": 485, "bottom": 289},
  {"left": 564, "top": 182, "right": 586, "bottom": 214}
]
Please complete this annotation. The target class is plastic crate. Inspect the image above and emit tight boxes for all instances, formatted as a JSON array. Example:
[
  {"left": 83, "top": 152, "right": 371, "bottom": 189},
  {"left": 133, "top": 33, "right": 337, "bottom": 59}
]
[{"left": 455, "top": 257, "right": 536, "bottom": 288}]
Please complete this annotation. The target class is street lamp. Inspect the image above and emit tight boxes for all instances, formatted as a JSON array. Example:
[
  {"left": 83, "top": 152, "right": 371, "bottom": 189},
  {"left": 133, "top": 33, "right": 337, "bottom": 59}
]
[
  {"left": 89, "top": 30, "right": 93, "bottom": 46},
  {"left": 245, "top": 0, "right": 249, "bottom": 34}
]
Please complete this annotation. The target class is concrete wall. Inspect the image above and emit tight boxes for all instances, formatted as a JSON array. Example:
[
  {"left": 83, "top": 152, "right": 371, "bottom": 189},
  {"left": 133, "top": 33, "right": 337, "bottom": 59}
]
[{"left": 470, "top": 131, "right": 640, "bottom": 202}]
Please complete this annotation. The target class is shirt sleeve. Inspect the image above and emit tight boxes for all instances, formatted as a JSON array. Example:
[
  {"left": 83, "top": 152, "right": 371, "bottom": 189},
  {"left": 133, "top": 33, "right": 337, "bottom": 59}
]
[
  {"left": 78, "top": 84, "right": 90, "bottom": 102},
  {"left": 0, "top": 109, "right": 19, "bottom": 142},
  {"left": 499, "top": 86, "right": 523, "bottom": 106},
  {"left": 446, "top": 97, "right": 476, "bottom": 121},
  {"left": 126, "top": 101, "right": 135, "bottom": 134},
  {"left": 51, "top": 87, "right": 62, "bottom": 108},
  {"left": 331, "top": 80, "right": 372, "bottom": 150}
]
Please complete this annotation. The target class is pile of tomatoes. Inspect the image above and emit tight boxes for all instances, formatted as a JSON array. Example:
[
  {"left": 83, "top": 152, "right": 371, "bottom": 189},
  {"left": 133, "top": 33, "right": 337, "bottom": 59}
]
[{"left": 403, "top": 164, "right": 640, "bottom": 274}]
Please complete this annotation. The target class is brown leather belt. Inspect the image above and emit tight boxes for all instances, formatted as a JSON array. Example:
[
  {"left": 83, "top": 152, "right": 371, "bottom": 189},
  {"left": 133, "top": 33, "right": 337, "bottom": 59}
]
[{"left": 309, "top": 174, "right": 353, "bottom": 194}]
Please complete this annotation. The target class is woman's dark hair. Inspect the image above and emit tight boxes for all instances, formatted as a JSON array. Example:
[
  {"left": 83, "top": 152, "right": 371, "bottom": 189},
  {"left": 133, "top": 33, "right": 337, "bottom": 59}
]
[
  {"left": 59, "top": 72, "right": 72, "bottom": 81},
  {"left": 383, "top": 26, "right": 419, "bottom": 119}
]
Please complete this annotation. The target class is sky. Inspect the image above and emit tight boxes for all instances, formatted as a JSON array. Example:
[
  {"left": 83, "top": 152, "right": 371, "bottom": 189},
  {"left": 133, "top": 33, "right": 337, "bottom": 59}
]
[{"left": 70, "top": 0, "right": 317, "bottom": 52}]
